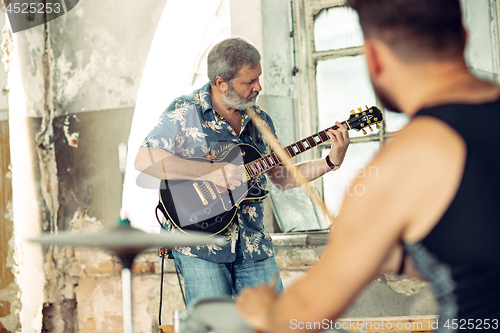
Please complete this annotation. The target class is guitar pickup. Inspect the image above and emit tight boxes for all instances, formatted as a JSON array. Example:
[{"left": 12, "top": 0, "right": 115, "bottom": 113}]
[
  {"left": 193, "top": 182, "right": 208, "bottom": 205},
  {"left": 203, "top": 181, "right": 217, "bottom": 200}
]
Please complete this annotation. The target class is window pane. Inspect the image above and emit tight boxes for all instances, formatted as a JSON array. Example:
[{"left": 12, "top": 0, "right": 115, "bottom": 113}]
[
  {"left": 316, "top": 55, "right": 377, "bottom": 138},
  {"left": 384, "top": 110, "right": 410, "bottom": 132},
  {"left": 322, "top": 142, "right": 380, "bottom": 217},
  {"left": 461, "top": 0, "right": 497, "bottom": 81},
  {"left": 314, "top": 6, "right": 364, "bottom": 51}
]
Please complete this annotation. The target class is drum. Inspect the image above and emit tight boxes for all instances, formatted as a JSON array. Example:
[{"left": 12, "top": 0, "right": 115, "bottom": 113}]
[
  {"left": 175, "top": 297, "right": 349, "bottom": 333},
  {"left": 179, "top": 298, "right": 253, "bottom": 333}
]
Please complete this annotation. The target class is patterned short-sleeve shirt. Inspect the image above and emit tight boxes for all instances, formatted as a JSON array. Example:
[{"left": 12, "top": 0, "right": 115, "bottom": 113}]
[{"left": 141, "top": 83, "right": 278, "bottom": 263}]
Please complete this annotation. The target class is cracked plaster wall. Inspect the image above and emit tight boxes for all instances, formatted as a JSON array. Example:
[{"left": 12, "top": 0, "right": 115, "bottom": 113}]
[
  {"left": 0, "top": 3, "right": 19, "bottom": 333},
  {"left": 5, "top": 0, "right": 167, "bottom": 331}
]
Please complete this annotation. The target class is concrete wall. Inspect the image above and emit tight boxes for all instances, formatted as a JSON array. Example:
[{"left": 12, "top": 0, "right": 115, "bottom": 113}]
[{"left": 5, "top": 0, "right": 167, "bottom": 331}]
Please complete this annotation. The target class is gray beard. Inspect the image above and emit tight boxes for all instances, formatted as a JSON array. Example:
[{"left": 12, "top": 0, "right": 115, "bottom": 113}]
[{"left": 221, "top": 89, "right": 258, "bottom": 110}]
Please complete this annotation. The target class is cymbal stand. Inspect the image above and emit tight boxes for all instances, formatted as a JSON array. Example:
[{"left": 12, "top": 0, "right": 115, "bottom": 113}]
[{"left": 117, "top": 249, "right": 137, "bottom": 333}]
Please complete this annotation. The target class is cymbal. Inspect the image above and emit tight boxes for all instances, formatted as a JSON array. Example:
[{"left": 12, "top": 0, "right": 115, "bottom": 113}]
[{"left": 30, "top": 224, "right": 225, "bottom": 254}]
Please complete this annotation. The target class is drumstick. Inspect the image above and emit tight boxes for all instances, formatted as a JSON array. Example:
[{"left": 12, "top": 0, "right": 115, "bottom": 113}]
[{"left": 245, "top": 108, "right": 336, "bottom": 226}]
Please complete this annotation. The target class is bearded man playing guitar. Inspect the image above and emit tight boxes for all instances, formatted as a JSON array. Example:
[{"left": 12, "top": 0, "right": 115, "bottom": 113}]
[{"left": 134, "top": 37, "right": 350, "bottom": 306}]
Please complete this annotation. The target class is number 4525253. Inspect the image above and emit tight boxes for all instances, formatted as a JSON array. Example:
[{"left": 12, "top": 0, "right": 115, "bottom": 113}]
[
  {"left": 444, "top": 319, "right": 499, "bottom": 330},
  {"left": 6, "top": 2, "right": 61, "bottom": 14}
]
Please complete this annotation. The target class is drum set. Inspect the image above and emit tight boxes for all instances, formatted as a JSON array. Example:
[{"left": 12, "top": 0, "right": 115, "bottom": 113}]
[
  {"left": 31, "top": 220, "right": 351, "bottom": 333},
  {"left": 30, "top": 218, "right": 250, "bottom": 333}
]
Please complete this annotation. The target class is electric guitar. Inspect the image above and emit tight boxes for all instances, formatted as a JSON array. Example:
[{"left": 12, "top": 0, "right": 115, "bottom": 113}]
[{"left": 157, "top": 106, "right": 383, "bottom": 236}]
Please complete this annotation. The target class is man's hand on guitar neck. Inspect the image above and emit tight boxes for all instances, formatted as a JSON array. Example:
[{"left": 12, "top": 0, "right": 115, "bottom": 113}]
[{"left": 326, "top": 121, "right": 350, "bottom": 167}]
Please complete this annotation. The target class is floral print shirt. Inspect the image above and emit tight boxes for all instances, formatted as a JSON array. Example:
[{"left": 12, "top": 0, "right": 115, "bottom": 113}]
[{"left": 141, "top": 83, "right": 277, "bottom": 263}]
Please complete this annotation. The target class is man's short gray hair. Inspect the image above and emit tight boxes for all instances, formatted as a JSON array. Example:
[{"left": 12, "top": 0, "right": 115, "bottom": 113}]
[{"left": 207, "top": 37, "right": 261, "bottom": 85}]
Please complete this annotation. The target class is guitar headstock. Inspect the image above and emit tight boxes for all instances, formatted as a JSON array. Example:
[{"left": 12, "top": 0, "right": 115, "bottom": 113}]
[{"left": 346, "top": 106, "right": 383, "bottom": 135}]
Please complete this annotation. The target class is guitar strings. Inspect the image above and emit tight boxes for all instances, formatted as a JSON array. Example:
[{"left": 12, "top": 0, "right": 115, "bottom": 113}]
[{"left": 244, "top": 108, "right": 336, "bottom": 227}]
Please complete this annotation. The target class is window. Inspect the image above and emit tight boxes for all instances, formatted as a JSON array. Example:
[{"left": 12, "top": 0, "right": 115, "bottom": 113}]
[
  {"left": 292, "top": 0, "right": 409, "bottom": 217},
  {"left": 293, "top": 0, "right": 500, "bottom": 218}
]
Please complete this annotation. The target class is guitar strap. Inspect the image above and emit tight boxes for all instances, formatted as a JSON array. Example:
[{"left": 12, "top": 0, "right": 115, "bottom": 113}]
[
  {"left": 246, "top": 118, "right": 261, "bottom": 152},
  {"left": 246, "top": 116, "right": 284, "bottom": 167}
]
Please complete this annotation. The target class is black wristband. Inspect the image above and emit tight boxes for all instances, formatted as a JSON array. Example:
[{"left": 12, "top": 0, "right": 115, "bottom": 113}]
[{"left": 325, "top": 155, "right": 336, "bottom": 170}]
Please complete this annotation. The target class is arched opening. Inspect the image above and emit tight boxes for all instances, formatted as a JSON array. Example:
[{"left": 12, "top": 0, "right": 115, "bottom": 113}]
[{"left": 123, "top": 0, "right": 230, "bottom": 232}]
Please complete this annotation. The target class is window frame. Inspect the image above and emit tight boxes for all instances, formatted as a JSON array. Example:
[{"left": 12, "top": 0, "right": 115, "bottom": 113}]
[
  {"left": 286, "top": 0, "right": 500, "bottom": 225},
  {"left": 292, "top": 0, "right": 390, "bottom": 161}
]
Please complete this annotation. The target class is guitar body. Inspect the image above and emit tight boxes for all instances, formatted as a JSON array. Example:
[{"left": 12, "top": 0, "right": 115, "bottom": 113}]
[{"left": 158, "top": 143, "right": 269, "bottom": 236}]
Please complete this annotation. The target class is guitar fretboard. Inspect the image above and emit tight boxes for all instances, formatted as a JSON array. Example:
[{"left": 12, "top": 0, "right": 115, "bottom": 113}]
[{"left": 245, "top": 121, "right": 348, "bottom": 177}]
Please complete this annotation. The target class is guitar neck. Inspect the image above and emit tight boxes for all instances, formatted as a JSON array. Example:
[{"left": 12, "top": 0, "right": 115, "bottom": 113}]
[{"left": 245, "top": 121, "right": 350, "bottom": 178}]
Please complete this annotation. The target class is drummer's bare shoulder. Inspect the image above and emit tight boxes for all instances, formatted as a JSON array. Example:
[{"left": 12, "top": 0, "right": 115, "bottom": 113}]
[
  {"left": 358, "top": 115, "right": 468, "bottom": 277},
  {"left": 341, "top": 115, "right": 467, "bottom": 239},
  {"left": 381, "top": 116, "right": 466, "bottom": 242},
  {"left": 261, "top": 119, "right": 467, "bottom": 329}
]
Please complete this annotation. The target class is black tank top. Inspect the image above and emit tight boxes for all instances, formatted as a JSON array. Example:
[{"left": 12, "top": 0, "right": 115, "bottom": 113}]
[{"left": 404, "top": 99, "right": 500, "bottom": 332}]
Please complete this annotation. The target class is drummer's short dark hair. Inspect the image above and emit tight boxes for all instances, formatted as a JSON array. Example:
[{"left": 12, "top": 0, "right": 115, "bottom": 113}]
[{"left": 346, "top": 0, "right": 465, "bottom": 62}]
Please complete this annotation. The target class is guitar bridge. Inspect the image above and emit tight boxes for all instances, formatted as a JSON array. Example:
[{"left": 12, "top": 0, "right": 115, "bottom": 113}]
[
  {"left": 193, "top": 182, "right": 208, "bottom": 205},
  {"left": 203, "top": 181, "right": 217, "bottom": 200}
]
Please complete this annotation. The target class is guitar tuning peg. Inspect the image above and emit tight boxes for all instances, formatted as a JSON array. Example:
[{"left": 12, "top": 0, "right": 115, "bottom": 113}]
[
  {"left": 357, "top": 107, "right": 362, "bottom": 112},
  {"left": 369, "top": 126, "right": 373, "bottom": 132},
  {"left": 376, "top": 124, "right": 380, "bottom": 129},
  {"left": 365, "top": 105, "right": 369, "bottom": 110},
  {"left": 362, "top": 129, "right": 367, "bottom": 135},
  {"left": 350, "top": 109, "right": 355, "bottom": 114}
]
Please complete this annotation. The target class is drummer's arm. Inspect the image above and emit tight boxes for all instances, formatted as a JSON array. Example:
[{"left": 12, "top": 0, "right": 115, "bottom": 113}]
[
  {"left": 265, "top": 157, "right": 411, "bottom": 332},
  {"left": 267, "top": 125, "right": 349, "bottom": 191},
  {"left": 236, "top": 118, "right": 465, "bottom": 333},
  {"left": 134, "top": 147, "right": 244, "bottom": 189},
  {"left": 237, "top": 143, "right": 411, "bottom": 332}
]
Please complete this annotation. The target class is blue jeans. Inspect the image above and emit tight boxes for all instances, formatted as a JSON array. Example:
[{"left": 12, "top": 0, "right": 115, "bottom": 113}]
[{"left": 172, "top": 246, "right": 284, "bottom": 307}]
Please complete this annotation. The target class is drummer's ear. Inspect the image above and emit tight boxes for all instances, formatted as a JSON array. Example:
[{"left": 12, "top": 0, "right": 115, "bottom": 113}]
[{"left": 364, "top": 39, "right": 382, "bottom": 79}]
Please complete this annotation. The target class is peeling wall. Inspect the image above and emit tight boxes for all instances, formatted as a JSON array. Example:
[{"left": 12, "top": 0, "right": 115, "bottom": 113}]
[
  {"left": 0, "top": 119, "right": 20, "bottom": 333},
  {"left": 6, "top": 0, "right": 167, "bottom": 331},
  {"left": 0, "top": 4, "right": 19, "bottom": 333}
]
